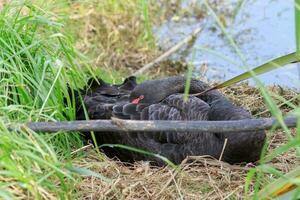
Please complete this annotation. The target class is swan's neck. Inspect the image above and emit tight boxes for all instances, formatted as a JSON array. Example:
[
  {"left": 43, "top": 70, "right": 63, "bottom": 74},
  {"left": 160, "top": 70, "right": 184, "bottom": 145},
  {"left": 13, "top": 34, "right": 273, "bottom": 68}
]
[{"left": 160, "top": 76, "right": 208, "bottom": 96}]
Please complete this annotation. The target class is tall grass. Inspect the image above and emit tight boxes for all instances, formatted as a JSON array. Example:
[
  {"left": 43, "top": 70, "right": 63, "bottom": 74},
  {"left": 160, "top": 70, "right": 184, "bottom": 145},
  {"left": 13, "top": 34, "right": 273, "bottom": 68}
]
[
  {"left": 141, "top": 0, "right": 156, "bottom": 48},
  {"left": 0, "top": 1, "right": 96, "bottom": 198},
  {"left": 295, "top": 0, "right": 300, "bottom": 81},
  {"left": 0, "top": 123, "right": 76, "bottom": 199}
]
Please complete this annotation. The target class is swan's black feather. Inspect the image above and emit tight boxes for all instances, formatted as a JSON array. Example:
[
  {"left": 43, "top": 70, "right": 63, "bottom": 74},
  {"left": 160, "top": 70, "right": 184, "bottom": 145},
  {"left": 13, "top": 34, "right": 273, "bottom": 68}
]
[
  {"left": 76, "top": 76, "right": 266, "bottom": 165},
  {"left": 123, "top": 103, "right": 138, "bottom": 116}
]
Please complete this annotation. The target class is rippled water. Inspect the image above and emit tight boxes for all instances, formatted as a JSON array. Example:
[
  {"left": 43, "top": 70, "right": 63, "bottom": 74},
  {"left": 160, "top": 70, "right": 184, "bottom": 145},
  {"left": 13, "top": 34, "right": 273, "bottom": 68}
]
[{"left": 154, "top": 0, "right": 299, "bottom": 88}]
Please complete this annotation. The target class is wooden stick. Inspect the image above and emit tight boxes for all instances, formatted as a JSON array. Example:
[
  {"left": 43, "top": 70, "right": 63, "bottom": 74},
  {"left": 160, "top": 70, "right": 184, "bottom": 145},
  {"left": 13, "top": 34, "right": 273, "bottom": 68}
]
[
  {"left": 11, "top": 116, "right": 298, "bottom": 133},
  {"left": 133, "top": 27, "right": 203, "bottom": 76}
]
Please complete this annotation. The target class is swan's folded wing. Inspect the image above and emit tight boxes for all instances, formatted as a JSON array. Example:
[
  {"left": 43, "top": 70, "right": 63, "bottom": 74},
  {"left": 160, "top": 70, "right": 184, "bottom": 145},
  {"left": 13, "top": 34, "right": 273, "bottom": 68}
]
[{"left": 162, "top": 94, "right": 210, "bottom": 120}]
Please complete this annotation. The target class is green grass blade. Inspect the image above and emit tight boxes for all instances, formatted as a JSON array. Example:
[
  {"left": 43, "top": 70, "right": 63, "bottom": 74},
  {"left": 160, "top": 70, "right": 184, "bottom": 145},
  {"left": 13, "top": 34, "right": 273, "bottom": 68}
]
[
  {"left": 184, "top": 49, "right": 196, "bottom": 101},
  {"left": 197, "top": 52, "right": 300, "bottom": 94},
  {"left": 15, "top": 150, "right": 74, "bottom": 180},
  {"left": 37, "top": 62, "right": 63, "bottom": 118},
  {"left": 257, "top": 166, "right": 300, "bottom": 199},
  {"left": 216, "top": 52, "right": 300, "bottom": 88},
  {"left": 296, "top": 0, "right": 300, "bottom": 51},
  {"left": 264, "top": 137, "right": 300, "bottom": 162},
  {"left": 100, "top": 144, "right": 178, "bottom": 169},
  {"left": 244, "top": 168, "right": 256, "bottom": 196},
  {"left": 67, "top": 166, "right": 112, "bottom": 184},
  {"left": 141, "top": 0, "right": 155, "bottom": 47}
]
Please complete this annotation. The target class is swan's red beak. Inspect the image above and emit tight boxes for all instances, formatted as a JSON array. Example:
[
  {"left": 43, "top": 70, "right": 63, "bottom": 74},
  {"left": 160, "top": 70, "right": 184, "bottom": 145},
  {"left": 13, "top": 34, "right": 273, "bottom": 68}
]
[{"left": 131, "top": 95, "right": 144, "bottom": 104}]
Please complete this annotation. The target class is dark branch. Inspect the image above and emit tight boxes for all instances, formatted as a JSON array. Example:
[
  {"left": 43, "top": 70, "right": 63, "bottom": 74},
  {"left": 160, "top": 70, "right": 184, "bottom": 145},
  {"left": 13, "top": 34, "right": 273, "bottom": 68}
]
[{"left": 10, "top": 116, "right": 298, "bottom": 133}]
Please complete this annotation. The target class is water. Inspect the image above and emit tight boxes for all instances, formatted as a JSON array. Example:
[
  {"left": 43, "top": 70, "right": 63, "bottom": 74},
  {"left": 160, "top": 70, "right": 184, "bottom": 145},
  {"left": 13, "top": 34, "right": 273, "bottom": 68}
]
[{"left": 154, "top": 0, "right": 299, "bottom": 88}]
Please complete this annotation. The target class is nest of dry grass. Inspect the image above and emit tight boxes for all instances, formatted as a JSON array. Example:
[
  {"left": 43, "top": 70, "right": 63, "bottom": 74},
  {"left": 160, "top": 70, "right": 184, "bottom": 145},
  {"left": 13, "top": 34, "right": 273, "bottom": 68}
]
[
  {"left": 74, "top": 132, "right": 298, "bottom": 199},
  {"left": 73, "top": 84, "right": 299, "bottom": 199},
  {"left": 222, "top": 83, "right": 299, "bottom": 118}
]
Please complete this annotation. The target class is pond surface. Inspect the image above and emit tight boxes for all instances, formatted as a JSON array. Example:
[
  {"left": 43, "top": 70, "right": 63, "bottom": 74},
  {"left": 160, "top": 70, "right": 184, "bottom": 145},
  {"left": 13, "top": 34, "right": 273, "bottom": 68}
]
[{"left": 154, "top": 0, "right": 298, "bottom": 88}]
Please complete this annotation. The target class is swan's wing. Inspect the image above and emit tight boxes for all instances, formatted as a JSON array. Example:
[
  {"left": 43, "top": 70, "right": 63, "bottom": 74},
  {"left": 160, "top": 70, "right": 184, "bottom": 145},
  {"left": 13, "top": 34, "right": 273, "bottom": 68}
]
[
  {"left": 133, "top": 94, "right": 211, "bottom": 121},
  {"left": 77, "top": 95, "right": 116, "bottom": 119},
  {"left": 162, "top": 94, "right": 210, "bottom": 120},
  {"left": 108, "top": 95, "right": 216, "bottom": 164},
  {"left": 189, "top": 78, "right": 252, "bottom": 120},
  {"left": 204, "top": 91, "right": 252, "bottom": 120},
  {"left": 202, "top": 90, "right": 266, "bottom": 164},
  {"left": 140, "top": 95, "right": 210, "bottom": 144}
]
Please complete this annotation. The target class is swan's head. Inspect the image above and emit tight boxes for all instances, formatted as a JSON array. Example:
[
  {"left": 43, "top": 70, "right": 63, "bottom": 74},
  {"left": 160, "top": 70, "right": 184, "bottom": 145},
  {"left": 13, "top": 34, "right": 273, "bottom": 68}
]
[
  {"left": 129, "top": 76, "right": 195, "bottom": 104},
  {"left": 129, "top": 79, "right": 168, "bottom": 104}
]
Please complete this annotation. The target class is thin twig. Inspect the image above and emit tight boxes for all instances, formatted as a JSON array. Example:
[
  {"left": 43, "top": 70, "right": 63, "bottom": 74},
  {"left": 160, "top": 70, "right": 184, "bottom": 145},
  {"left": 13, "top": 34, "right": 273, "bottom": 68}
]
[
  {"left": 218, "top": 138, "right": 228, "bottom": 161},
  {"left": 133, "top": 27, "right": 203, "bottom": 76},
  {"left": 156, "top": 169, "right": 179, "bottom": 198},
  {"left": 170, "top": 170, "right": 183, "bottom": 199},
  {"left": 71, "top": 144, "right": 93, "bottom": 155},
  {"left": 183, "top": 156, "right": 252, "bottom": 171}
]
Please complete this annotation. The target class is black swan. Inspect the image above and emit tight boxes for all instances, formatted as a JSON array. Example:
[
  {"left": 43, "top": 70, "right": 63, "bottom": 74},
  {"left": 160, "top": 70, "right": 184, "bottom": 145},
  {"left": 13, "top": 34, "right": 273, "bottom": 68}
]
[
  {"left": 77, "top": 76, "right": 266, "bottom": 165},
  {"left": 75, "top": 76, "right": 137, "bottom": 120}
]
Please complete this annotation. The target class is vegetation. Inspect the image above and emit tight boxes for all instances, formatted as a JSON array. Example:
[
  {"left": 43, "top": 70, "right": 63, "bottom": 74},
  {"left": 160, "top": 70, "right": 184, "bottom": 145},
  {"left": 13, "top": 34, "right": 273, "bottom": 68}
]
[
  {"left": 0, "top": 0, "right": 95, "bottom": 198},
  {"left": 202, "top": 1, "right": 300, "bottom": 199},
  {"left": 0, "top": 0, "right": 157, "bottom": 198},
  {"left": 0, "top": 0, "right": 299, "bottom": 199},
  {"left": 61, "top": 0, "right": 157, "bottom": 71}
]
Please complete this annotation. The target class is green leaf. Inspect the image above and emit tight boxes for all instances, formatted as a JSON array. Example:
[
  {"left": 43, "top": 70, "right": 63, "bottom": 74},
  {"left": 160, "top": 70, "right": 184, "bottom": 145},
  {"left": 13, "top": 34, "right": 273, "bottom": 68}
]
[
  {"left": 184, "top": 49, "right": 196, "bottom": 101},
  {"left": 244, "top": 168, "right": 257, "bottom": 196},
  {"left": 100, "top": 144, "right": 178, "bottom": 169},
  {"left": 195, "top": 52, "right": 300, "bottom": 96},
  {"left": 264, "top": 137, "right": 300, "bottom": 162},
  {"left": 257, "top": 166, "right": 300, "bottom": 199},
  {"left": 296, "top": 0, "right": 300, "bottom": 51},
  {"left": 67, "top": 166, "right": 112, "bottom": 184}
]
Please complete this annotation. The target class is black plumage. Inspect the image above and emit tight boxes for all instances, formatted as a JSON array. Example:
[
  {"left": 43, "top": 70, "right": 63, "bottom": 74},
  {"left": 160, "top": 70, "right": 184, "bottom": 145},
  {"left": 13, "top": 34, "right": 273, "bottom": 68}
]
[
  {"left": 75, "top": 76, "right": 137, "bottom": 120},
  {"left": 76, "top": 76, "right": 266, "bottom": 165}
]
